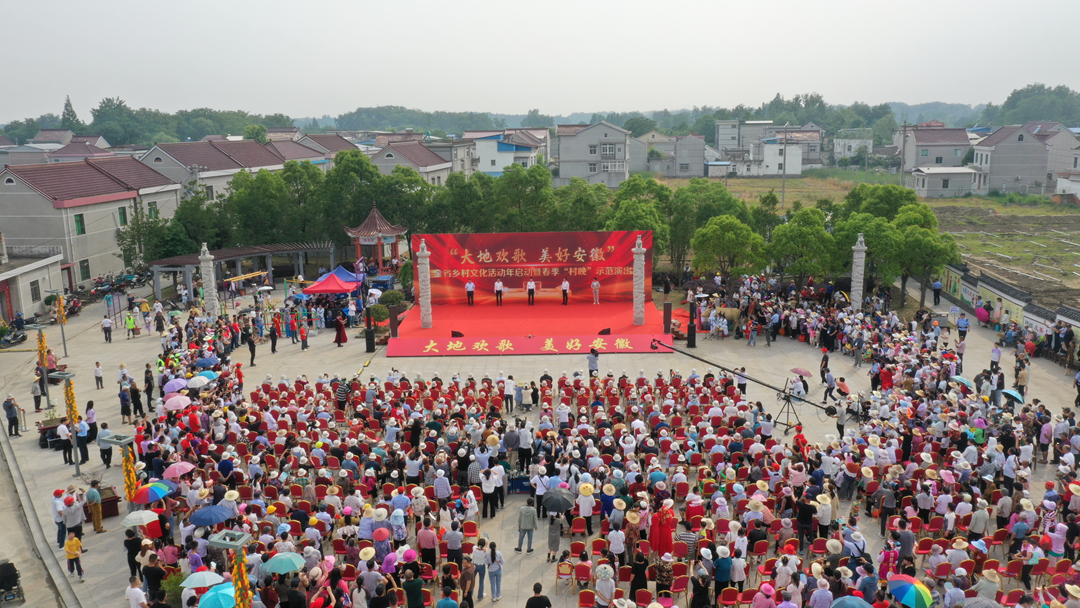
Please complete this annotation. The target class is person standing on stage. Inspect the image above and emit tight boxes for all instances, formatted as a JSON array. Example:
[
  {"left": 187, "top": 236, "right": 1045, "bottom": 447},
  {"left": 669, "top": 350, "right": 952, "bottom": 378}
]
[
  {"left": 591, "top": 278, "right": 601, "bottom": 305},
  {"left": 333, "top": 311, "right": 349, "bottom": 347},
  {"left": 494, "top": 279, "right": 504, "bottom": 306},
  {"left": 527, "top": 279, "right": 536, "bottom": 306},
  {"left": 561, "top": 279, "right": 570, "bottom": 305},
  {"left": 465, "top": 280, "right": 475, "bottom": 306}
]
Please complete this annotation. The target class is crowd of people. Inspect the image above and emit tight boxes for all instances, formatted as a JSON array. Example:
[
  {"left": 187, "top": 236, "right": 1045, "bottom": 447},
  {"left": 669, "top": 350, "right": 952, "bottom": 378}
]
[{"left": 31, "top": 271, "right": 1080, "bottom": 608}]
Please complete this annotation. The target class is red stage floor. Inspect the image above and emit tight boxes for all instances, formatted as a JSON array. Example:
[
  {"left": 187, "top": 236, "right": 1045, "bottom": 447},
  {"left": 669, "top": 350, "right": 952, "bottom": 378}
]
[{"left": 387, "top": 301, "right": 666, "bottom": 356}]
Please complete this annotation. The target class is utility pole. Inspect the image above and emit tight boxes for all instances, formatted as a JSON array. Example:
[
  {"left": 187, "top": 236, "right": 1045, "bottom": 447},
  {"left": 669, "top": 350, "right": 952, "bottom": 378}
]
[{"left": 899, "top": 123, "right": 907, "bottom": 187}]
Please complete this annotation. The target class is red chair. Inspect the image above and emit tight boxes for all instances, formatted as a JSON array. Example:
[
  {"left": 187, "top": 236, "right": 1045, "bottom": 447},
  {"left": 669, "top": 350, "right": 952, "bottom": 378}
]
[
  {"left": 757, "top": 558, "right": 776, "bottom": 584},
  {"left": 1001, "top": 589, "right": 1025, "bottom": 607},
  {"left": 810, "top": 538, "right": 828, "bottom": 557},
  {"left": 925, "top": 516, "right": 944, "bottom": 537},
  {"left": 1028, "top": 558, "right": 1049, "bottom": 588},
  {"left": 420, "top": 563, "right": 435, "bottom": 584},
  {"left": 915, "top": 538, "right": 934, "bottom": 565},
  {"left": 341, "top": 564, "right": 357, "bottom": 582},
  {"left": 635, "top": 589, "right": 653, "bottom": 608},
  {"left": 672, "top": 541, "right": 689, "bottom": 561},
  {"left": 578, "top": 590, "right": 595, "bottom": 608},
  {"left": 439, "top": 541, "right": 449, "bottom": 560},
  {"left": 422, "top": 588, "right": 432, "bottom": 607},
  {"left": 986, "top": 529, "right": 1008, "bottom": 558},
  {"left": 592, "top": 538, "right": 608, "bottom": 556},
  {"left": 719, "top": 587, "right": 740, "bottom": 607},
  {"left": 638, "top": 540, "right": 652, "bottom": 557},
  {"left": 1055, "top": 559, "right": 1074, "bottom": 575},
  {"left": 998, "top": 560, "right": 1023, "bottom": 589},
  {"left": 618, "top": 565, "right": 633, "bottom": 586},
  {"left": 741, "top": 588, "right": 759, "bottom": 607},
  {"left": 462, "top": 521, "right": 478, "bottom": 538},
  {"left": 575, "top": 563, "right": 593, "bottom": 587},
  {"left": 571, "top": 541, "right": 586, "bottom": 557},
  {"left": 928, "top": 562, "right": 951, "bottom": 581},
  {"left": 571, "top": 517, "right": 587, "bottom": 538}
]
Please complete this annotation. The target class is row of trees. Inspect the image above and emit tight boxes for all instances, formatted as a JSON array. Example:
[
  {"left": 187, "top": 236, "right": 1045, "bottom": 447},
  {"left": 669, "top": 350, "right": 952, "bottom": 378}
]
[{"left": 118, "top": 151, "right": 957, "bottom": 308}]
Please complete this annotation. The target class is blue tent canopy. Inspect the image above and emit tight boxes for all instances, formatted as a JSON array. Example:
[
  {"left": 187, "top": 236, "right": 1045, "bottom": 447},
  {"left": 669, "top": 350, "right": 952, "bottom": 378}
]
[{"left": 319, "top": 265, "right": 363, "bottom": 283}]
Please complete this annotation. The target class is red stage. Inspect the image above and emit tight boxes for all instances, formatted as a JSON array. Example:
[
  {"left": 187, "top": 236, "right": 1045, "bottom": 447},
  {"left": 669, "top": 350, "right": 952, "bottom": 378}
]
[{"left": 387, "top": 300, "right": 666, "bottom": 357}]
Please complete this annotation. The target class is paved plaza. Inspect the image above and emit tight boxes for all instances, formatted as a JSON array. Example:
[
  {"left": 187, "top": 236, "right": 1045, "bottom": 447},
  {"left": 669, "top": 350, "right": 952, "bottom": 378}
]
[{"left": 0, "top": 288, "right": 1068, "bottom": 608}]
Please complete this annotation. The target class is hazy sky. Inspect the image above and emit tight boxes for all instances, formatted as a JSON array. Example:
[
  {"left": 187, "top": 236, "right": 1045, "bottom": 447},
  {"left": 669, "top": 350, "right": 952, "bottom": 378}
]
[{"left": 4, "top": 0, "right": 1078, "bottom": 122}]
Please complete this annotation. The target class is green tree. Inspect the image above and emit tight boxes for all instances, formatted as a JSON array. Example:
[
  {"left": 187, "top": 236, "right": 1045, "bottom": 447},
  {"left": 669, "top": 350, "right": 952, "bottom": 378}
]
[
  {"left": 89, "top": 97, "right": 145, "bottom": 145},
  {"left": 521, "top": 109, "right": 554, "bottom": 128},
  {"left": 892, "top": 203, "right": 938, "bottom": 230},
  {"left": 243, "top": 124, "right": 268, "bottom": 144},
  {"left": 689, "top": 215, "right": 764, "bottom": 276},
  {"left": 622, "top": 116, "right": 658, "bottom": 137},
  {"left": 604, "top": 200, "right": 670, "bottom": 256},
  {"left": 377, "top": 165, "right": 435, "bottom": 245},
  {"left": 225, "top": 169, "right": 289, "bottom": 245},
  {"left": 680, "top": 178, "right": 750, "bottom": 227},
  {"left": 279, "top": 160, "right": 325, "bottom": 237},
  {"left": 490, "top": 164, "right": 555, "bottom": 232},
  {"left": 647, "top": 147, "right": 663, "bottom": 161},
  {"left": 172, "top": 183, "right": 232, "bottom": 249},
  {"left": 115, "top": 203, "right": 170, "bottom": 269},
  {"left": 0, "top": 118, "right": 39, "bottom": 144},
  {"left": 550, "top": 178, "right": 611, "bottom": 232},
  {"left": 831, "top": 213, "right": 900, "bottom": 293},
  {"left": 611, "top": 174, "right": 672, "bottom": 216},
  {"left": 316, "top": 149, "right": 384, "bottom": 248},
  {"left": 428, "top": 172, "right": 489, "bottom": 233},
  {"left": 662, "top": 189, "right": 696, "bottom": 271},
  {"left": 749, "top": 190, "right": 782, "bottom": 242},
  {"left": 60, "top": 95, "right": 84, "bottom": 131},
  {"left": 261, "top": 113, "right": 293, "bottom": 128},
  {"left": 894, "top": 225, "right": 959, "bottom": 307},
  {"left": 769, "top": 208, "right": 833, "bottom": 287},
  {"left": 872, "top": 113, "right": 897, "bottom": 145},
  {"left": 843, "top": 183, "right": 917, "bottom": 221},
  {"left": 690, "top": 114, "right": 718, "bottom": 145}
]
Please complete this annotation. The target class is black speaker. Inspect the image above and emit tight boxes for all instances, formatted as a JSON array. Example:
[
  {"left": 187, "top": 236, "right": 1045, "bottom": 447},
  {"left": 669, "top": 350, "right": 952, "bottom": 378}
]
[
  {"left": 451, "top": 331, "right": 464, "bottom": 338},
  {"left": 598, "top": 328, "right": 611, "bottom": 335},
  {"left": 687, "top": 319, "right": 696, "bottom": 348}
]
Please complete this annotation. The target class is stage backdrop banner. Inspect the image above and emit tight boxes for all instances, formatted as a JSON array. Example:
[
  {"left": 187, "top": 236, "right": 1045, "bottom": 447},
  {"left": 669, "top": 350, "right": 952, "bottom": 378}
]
[{"left": 412, "top": 231, "right": 652, "bottom": 305}]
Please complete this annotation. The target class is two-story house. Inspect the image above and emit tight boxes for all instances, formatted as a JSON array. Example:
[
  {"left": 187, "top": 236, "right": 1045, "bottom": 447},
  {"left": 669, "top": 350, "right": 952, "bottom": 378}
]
[
  {"left": 1021, "top": 121, "right": 1080, "bottom": 186},
  {"left": 471, "top": 132, "right": 541, "bottom": 176},
  {"left": 971, "top": 125, "right": 1050, "bottom": 195},
  {"left": 425, "top": 139, "right": 477, "bottom": 176},
  {"left": 893, "top": 127, "right": 970, "bottom": 173},
  {"left": 554, "top": 121, "right": 631, "bottom": 188},
  {"left": 0, "top": 157, "right": 181, "bottom": 284},
  {"left": 464, "top": 128, "right": 551, "bottom": 162},
  {"left": 638, "top": 132, "right": 705, "bottom": 177},
  {"left": 138, "top": 140, "right": 286, "bottom": 199},
  {"left": 833, "top": 128, "right": 874, "bottom": 161},
  {"left": 369, "top": 141, "right": 453, "bottom": 185}
]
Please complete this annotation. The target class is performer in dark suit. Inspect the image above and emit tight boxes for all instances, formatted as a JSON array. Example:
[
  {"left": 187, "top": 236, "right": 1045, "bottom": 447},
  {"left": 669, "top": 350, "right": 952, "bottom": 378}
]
[{"left": 333, "top": 312, "right": 349, "bottom": 347}]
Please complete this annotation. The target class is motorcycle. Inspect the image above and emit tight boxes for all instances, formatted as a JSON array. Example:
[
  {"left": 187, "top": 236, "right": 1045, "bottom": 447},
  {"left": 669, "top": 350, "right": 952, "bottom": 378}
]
[{"left": 0, "top": 330, "right": 27, "bottom": 349}]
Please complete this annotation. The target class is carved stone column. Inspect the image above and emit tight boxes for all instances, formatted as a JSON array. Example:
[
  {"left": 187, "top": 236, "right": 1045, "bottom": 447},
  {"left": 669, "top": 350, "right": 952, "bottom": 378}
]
[
  {"left": 850, "top": 233, "right": 867, "bottom": 309},
  {"left": 632, "top": 235, "right": 646, "bottom": 325},
  {"left": 199, "top": 243, "right": 219, "bottom": 319},
  {"left": 417, "top": 239, "right": 433, "bottom": 329}
]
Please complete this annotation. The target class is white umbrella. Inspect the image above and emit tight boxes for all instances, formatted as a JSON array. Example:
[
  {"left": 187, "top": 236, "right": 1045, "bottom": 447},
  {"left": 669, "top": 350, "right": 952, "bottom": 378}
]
[
  {"left": 187, "top": 376, "right": 209, "bottom": 389},
  {"left": 368, "top": 289, "right": 383, "bottom": 299},
  {"left": 258, "top": 286, "right": 274, "bottom": 291},
  {"left": 121, "top": 510, "right": 159, "bottom": 527}
]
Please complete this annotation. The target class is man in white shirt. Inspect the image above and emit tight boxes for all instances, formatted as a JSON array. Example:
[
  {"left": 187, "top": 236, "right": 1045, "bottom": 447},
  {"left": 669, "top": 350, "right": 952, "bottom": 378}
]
[
  {"left": 561, "top": 279, "right": 570, "bottom": 305},
  {"left": 494, "top": 280, "right": 504, "bottom": 306},
  {"left": 100, "top": 316, "right": 113, "bottom": 343},
  {"left": 57, "top": 420, "right": 73, "bottom": 465},
  {"left": 526, "top": 279, "right": 536, "bottom": 306},
  {"left": 126, "top": 576, "right": 148, "bottom": 608},
  {"left": 465, "top": 280, "right": 475, "bottom": 306}
]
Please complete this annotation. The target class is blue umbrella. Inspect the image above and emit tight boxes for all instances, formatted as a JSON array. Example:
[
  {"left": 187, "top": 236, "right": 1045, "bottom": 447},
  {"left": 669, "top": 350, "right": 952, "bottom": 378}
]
[
  {"left": 196, "top": 370, "right": 219, "bottom": 380},
  {"left": 195, "top": 357, "right": 219, "bottom": 368},
  {"left": 292, "top": 293, "right": 311, "bottom": 301},
  {"left": 189, "top": 505, "right": 233, "bottom": 527},
  {"left": 1002, "top": 389, "right": 1024, "bottom": 403},
  {"left": 832, "top": 598, "right": 874, "bottom": 608},
  {"left": 199, "top": 583, "right": 236, "bottom": 608},
  {"left": 949, "top": 375, "right": 974, "bottom": 390},
  {"left": 181, "top": 570, "right": 224, "bottom": 588}
]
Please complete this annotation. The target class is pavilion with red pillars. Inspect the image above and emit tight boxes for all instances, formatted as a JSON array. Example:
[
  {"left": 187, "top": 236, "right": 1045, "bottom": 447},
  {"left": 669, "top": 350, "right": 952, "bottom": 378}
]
[{"left": 345, "top": 203, "right": 408, "bottom": 274}]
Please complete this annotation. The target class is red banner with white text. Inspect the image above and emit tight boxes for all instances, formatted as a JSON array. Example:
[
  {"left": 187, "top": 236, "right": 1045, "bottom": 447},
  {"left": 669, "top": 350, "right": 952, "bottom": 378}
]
[{"left": 411, "top": 231, "right": 652, "bottom": 305}]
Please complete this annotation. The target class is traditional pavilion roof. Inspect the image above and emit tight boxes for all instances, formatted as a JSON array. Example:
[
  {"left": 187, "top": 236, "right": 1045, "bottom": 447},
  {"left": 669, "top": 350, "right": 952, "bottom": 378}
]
[{"left": 345, "top": 203, "right": 407, "bottom": 238}]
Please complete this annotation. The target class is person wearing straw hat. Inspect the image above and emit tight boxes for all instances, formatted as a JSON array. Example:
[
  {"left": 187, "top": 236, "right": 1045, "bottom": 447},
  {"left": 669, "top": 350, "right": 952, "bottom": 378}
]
[{"left": 971, "top": 568, "right": 1000, "bottom": 599}]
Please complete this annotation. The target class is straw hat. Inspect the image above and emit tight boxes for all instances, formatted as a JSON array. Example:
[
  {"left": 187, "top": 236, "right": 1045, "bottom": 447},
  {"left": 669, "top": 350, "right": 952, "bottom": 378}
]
[
  {"left": 197, "top": 488, "right": 210, "bottom": 500},
  {"left": 982, "top": 569, "right": 1001, "bottom": 583},
  {"left": 861, "top": 467, "right": 874, "bottom": 479},
  {"left": 755, "top": 480, "right": 769, "bottom": 492},
  {"left": 952, "top": 539, "right": 969, "bottom": 550},
  {"left": 363, "top": 507, "right": 375, "bottom": 519},
  {"left": 867, "top": 436, "right": 880, "bottom": 447},
  {"left": 817, "top": 495, "right": 831, "bottom": 505},
  {"left": 919, "top": 453, "right": 933, "bottom": 463},
  {"left": 373, "top": 508, "right": 388, "bottom": 522},
  {"left": 811, "top": 562, "right": 823, "bottom": 577},
  {"left": 411, "top": 487, "right": 425, "bottom": 498},
  {"left": 579, "top": 483, "right": 595, "bottom": 496},
  {"left": 224, "top": 490, "right": 240, "bottom": 502},
  {"left": 485, "top": 434, "right": 500, "bottom": 447},
  {"left": 826, "top": 539, "right": 843, "bottom": 555},
  {"left": 358, "top": 547, "right": 376, "bottom": 561},
  {"left": 924, "top": 469, "right": 939, "bottom": 480},
  {"left": 327, "top": 486, "right": 339, "bottom": 495},
  {"left": 1020, "top": 498, "right": 1034, "bottom": 510},
  {"left": 613, "top": 499, "right": 627, "bottom": 511},
  {"left": 1066, "top": 584, "right": 1080, "bottom": 599},
  {"left": 747, "top": 500, "right": 765, "bottom": 512},
  {"left": 625, "top": 511, "right": 640, "bottom": 524},
  {"left": 603, "top": 484, "right": 616, "bottom": 496}
]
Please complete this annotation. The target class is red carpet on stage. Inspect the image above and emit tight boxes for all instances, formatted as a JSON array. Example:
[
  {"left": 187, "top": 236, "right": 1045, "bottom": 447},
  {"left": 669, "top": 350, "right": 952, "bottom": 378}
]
[{"left": 387, "top": 301, "right": 666, "bottom": 357}]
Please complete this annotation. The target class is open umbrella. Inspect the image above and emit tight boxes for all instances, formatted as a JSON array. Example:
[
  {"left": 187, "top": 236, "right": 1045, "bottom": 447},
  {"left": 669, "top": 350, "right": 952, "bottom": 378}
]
[
  {"left": 163, "top": 461, "right": 195, "bottom": 479},
  {"left": 258, "top": 286, "right": 274, "bottom": 291},
  {"left": 1002, "top": 389, "right": 1024, "bottom": 403},
  {"left": 263, "top": 552, "right": 306, "bottom": 574},
  {"left": 164, "top": 395, "right": 191, "bottom": 411},
  {"left": 368, "top": 288, "right": 383, "bottom": 300},
  {"left": 163, "top": 392, "right": 183, "bottom": 402},
  {"left": 197, "top": 370, "right": 219, "bottom": 381},
  {"left": 189, "top": 505, "right": 233, "bottom": 527},
  {"left": 132, "top": 480, "right": 178, "bottom": 504},
  {"left": 832, "top": 597, "right": 874, "bottom": 608},
  {"left": 164, "top": 378, "right": 189, "bottom": 393},
  {"left": 134, "top": 298, "right": 148, "bottom": 303},
  {"left": 542, "top": 488, "right": 575, "bottom": 513},
  {"left": 292, "top": 293, "right": 311, "bottom": 301},
  {"left": 187, "top": 376, "right": 209, "bottom": 389},
  {"left": 790, "top": 368, "right": 813, "bottom": 377},
  {"left": 195, "top": 357, "right": 219, "bottom": 368},
  {"left": 949, "top": 375, "right": 975, "bottom": 390},
  {"left": 198, "top": 583, "right": 236, "bottom": 608},
  {"left": 121, "top": 510, "right": 160, "bottom": 527},
  {"left": 886, "top": 574, "right": 933, "bottom": 608},
  {"left": 168, "top": 310, "right": 183, "bottom": 317},
  {"left": 181, "top": 570, "right": 224, "bottom": 588}
]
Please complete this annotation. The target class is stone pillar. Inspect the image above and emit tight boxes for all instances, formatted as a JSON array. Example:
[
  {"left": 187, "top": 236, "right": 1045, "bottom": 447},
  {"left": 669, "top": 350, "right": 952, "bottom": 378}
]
[
  {"left": 417, "top": 239, "right": 433, "bottom": 329},
  {"left": 199, "top": 243, "right": 219, "bottom": 319},
  {"left": 632, "top": 235, "right": 646, "bottom": 325},
  {"left": 850, "top": 233, "right": 867, "bottom": 309}
]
